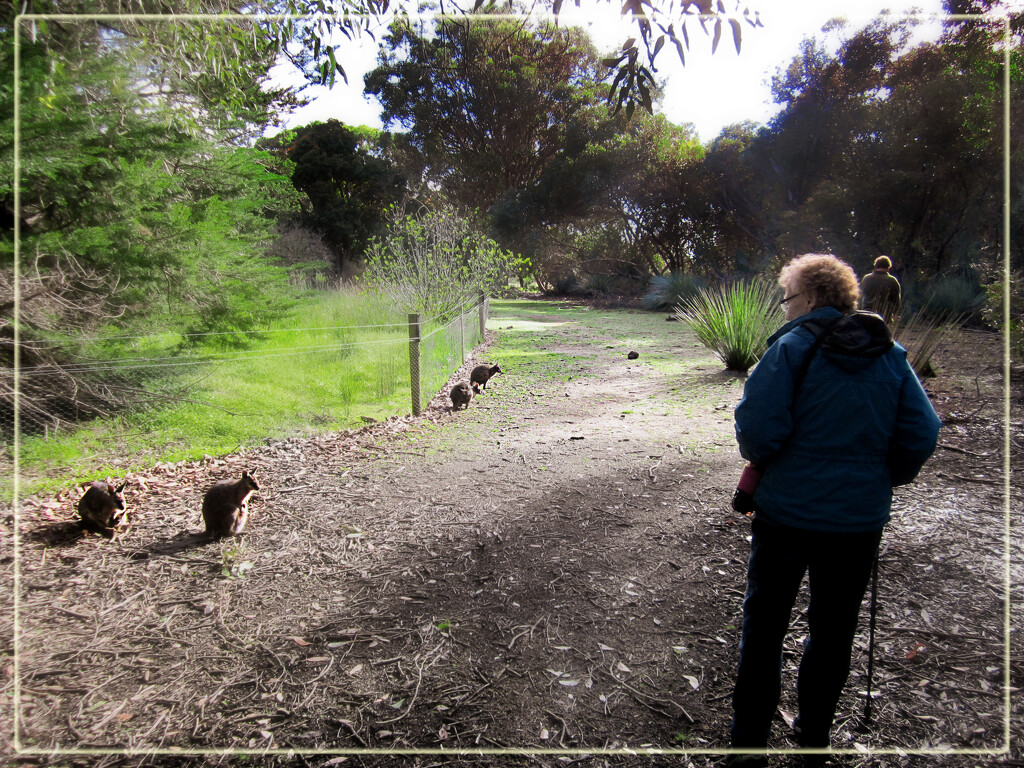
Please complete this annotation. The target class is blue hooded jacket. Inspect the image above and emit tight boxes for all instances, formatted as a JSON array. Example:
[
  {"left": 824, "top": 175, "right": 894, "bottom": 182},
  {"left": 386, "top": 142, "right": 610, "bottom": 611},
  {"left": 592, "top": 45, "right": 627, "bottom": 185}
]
[{"left": 734, "top": 307, "right": 941, "bottom": 533}]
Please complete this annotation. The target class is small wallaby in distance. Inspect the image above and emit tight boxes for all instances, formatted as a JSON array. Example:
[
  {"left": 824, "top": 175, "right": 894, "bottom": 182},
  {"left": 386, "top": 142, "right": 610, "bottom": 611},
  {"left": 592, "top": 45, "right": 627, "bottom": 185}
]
[
  {"left": 202, "top": 470, "right": 259, "bottom": 539},
  {"left": 450, "top": 380, "right": 481, "bottom": 410},
  {"left": 470, "top": 364, "right": 502, "bottom": 390},
  {"left": 77, "top": 480, "right": 128, "bottom": 537}
]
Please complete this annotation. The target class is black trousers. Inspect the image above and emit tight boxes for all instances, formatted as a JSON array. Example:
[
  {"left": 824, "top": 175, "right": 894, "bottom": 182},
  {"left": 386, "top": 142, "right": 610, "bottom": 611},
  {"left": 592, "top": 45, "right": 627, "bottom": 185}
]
[{"left": 730, "top": 515, "right": 882, "bottom": 748}]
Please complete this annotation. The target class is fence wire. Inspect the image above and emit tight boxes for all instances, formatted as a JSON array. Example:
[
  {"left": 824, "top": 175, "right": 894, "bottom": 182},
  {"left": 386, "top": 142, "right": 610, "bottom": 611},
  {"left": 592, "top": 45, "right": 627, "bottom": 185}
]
[
  {"left": 418, "top": 299, "right": 486, "bottom": 413},
  {"left": 4, "top": 298, "right": 489, "bottom": 496}
]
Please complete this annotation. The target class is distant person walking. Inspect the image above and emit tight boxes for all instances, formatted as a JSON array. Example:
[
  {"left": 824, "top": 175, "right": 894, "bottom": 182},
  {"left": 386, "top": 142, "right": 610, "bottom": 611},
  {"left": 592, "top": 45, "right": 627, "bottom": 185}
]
[{"left": 859, "top": 256, "right": 901, "bottom": 322}]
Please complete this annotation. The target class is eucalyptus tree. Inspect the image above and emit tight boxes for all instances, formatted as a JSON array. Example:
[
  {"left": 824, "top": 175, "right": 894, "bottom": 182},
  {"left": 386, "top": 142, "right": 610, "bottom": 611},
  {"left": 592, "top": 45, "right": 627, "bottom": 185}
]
[
  {"left": 484, "top": 100, "right": 646, "bottom": 287},
  {"left": 365, "top": 8, "right": 607, "bottom": 210},
  {"left": 935, "top": 0, "right": 1024, "bottom": 274},
  {"left": 837, "top": 39, "right": 997, "bottom": 275},
  {"left": 261, "top": 119, "right": 407, "bottom": 271},
  {"left": 588, "top": 112, "right": 709, "bottom": 275},
  {"left": 763, "top": 19, "right": 910, "bottom": 213}
]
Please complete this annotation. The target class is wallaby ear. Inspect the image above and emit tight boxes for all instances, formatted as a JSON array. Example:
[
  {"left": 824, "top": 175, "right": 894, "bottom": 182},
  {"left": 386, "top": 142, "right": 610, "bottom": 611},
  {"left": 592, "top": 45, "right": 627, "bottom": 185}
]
[{"left": 115, "top": 482, "right": 126, "bottom": 493}]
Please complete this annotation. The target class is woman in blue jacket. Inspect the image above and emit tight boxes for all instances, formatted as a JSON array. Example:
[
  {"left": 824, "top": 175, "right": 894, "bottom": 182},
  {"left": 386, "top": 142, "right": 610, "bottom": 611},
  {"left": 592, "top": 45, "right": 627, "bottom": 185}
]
[{"left": 728, "top": 254, "right": 941, "bottom": 767}]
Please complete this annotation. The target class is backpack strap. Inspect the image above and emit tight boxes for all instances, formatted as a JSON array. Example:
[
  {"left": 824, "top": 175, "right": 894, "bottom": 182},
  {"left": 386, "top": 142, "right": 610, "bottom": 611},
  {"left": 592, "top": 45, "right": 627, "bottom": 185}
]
[
  {"left": 735, "top": 315, "right": 844, "bottom": 512},
  {"left": 792, "top": 316, "right": 843, "bottom": 397}
]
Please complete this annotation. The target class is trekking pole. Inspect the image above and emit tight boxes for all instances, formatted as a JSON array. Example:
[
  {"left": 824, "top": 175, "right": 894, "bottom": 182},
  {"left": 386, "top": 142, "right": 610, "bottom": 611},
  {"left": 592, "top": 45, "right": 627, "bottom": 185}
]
[{"left": 863, "top": 547, "right": 880, "bottom": 726}]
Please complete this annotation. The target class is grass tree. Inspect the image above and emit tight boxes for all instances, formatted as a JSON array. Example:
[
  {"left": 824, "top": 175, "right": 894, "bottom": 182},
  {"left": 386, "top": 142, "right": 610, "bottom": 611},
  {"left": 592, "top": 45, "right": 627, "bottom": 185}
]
[{"left": 675, "top": 278, "right": 784, "bottom": 371}]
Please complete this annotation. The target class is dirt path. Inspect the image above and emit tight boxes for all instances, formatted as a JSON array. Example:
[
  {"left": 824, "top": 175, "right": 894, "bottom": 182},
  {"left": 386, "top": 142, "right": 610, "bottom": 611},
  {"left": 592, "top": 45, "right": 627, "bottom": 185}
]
[{"left": 3, "top": 300, "right": 1021, "bottom": 767}]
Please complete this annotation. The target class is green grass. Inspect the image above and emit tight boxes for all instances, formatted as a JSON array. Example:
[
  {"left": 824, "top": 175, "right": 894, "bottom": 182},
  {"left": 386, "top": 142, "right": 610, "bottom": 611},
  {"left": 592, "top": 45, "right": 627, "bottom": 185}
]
[{"left": 10, "top": 288, "right": 483, "bottom": 499}]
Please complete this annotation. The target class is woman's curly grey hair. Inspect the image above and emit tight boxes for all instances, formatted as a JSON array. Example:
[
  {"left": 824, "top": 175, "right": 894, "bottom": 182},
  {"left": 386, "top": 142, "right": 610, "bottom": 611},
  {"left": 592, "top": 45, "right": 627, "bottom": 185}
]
[{"left": 779, "top": 253, "right": 860, "bottom": 314}]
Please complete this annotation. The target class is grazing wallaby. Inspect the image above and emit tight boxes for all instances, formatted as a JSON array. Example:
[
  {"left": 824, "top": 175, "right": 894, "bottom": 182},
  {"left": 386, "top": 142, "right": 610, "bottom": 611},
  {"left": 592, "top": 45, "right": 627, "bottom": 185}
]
[
  {"left": 202, "top": 470, "right": 259, "bottom": 539},
  {"left": 470, "top": 364, "right": 502, "bottom": 390},
  {"left": 77, "top": 480, "right": 128, "bottom": 537},
  {"left": 450, "top": 380, "right": 481, "bottom": 410},
  {"left": 627, "top": 350, "right": 639, "bottom": 359}
]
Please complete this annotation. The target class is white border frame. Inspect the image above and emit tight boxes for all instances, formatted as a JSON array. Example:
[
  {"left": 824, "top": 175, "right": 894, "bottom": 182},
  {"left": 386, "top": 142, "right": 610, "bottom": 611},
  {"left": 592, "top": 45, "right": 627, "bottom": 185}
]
[{"left": 10, "top": 9, "right": 1014, "bottom": 761}]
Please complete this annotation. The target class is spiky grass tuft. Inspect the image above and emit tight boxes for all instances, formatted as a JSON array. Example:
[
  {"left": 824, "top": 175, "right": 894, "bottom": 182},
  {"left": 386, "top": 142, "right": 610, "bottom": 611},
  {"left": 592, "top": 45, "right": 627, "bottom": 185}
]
[
  {"left": 643, "top": 272, "right": 706, "bottom": 311},
  {"left": 675, "top": 279, "right": 784, "bottom": 371},
  {"left": 890, "top": 308, "right": 963, "bottom": 378}
]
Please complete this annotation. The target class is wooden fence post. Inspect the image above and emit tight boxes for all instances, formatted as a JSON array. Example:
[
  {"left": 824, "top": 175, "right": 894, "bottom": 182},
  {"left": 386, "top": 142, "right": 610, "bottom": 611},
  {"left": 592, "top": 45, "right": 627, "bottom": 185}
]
[
  {"left": 459, "top": 304, "right": 466, "bottom": 363},
  {"left": 408, "top": 313, "right": 421, "bottom": 416}
]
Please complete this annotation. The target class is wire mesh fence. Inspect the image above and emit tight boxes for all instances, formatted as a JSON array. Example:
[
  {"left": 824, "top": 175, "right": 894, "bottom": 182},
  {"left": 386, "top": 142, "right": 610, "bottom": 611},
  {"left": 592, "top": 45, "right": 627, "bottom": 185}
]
[
  {"left": 2, "top": 296, "right": 489, "bottom": 498},
  {"left": 417, "top": 296, "right": 487, "bottom": 415}
]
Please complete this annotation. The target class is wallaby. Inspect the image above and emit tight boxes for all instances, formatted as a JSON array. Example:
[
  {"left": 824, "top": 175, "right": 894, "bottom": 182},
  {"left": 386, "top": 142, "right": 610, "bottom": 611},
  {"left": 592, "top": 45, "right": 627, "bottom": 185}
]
[
  {"left": 202, "top": 470, "right": 260, "bottom": 539},
  {"left": 450, "top": 380, "right": 481, "bottom": 410},
  {"left": 470, "top": 364, "right": 502, "bottom": 390},
  {"left": 77, "top": 480, "right": 128, "bottom": 537}
]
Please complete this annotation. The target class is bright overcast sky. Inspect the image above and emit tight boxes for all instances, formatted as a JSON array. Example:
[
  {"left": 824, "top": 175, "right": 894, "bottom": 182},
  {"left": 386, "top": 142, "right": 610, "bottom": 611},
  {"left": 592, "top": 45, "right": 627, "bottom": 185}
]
[{"left": 269, "top": 0, "right": 956, "bottom": 142}]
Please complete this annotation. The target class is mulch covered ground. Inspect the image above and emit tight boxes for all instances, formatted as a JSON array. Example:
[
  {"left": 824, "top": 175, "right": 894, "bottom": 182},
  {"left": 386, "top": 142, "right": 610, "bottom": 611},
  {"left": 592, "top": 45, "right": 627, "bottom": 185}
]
[{"left": 1, "top": 304, "right": 1021, "bottom": 768}]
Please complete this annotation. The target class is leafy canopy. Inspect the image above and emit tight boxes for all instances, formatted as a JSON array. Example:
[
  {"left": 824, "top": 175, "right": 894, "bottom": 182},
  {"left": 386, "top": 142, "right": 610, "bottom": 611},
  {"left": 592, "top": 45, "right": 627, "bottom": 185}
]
[
  {"left": 365, "top": 8, "right": 605, "bottom": 210},
  {"left": 9, "top": 0, "right": 761, "bottom": 128},
  {"left": 3, "top": 30, "right": 302, "bottom": 339}
]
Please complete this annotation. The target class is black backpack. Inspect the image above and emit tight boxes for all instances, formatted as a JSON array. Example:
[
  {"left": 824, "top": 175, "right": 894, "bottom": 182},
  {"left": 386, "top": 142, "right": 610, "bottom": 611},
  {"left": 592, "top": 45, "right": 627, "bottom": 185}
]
[{"left": 796, "top": 311, "right": 894, "bottom": 392}]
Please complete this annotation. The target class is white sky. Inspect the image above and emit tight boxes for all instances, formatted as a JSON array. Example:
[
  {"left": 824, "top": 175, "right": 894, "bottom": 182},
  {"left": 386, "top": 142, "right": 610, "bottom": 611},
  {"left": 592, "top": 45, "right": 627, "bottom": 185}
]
[{"left": 268, "top": 0, "right": 954, "bottom": 142}]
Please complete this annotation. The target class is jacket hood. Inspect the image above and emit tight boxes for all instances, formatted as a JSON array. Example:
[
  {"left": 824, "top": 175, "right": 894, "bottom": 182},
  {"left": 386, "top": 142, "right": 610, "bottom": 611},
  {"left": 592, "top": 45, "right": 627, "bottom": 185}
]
[
  {"left": 820, "top": 311, "right": 893, "bottom": 359},
  {"left": 767, "top": 308, "right": 895, "bottom": 373}
]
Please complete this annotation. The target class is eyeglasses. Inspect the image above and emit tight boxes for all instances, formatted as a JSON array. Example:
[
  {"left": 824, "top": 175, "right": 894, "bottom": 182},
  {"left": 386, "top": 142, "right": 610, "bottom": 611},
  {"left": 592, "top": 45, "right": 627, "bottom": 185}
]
[{"left": 779, "top": 292, "right": 803, "bottom": 305}]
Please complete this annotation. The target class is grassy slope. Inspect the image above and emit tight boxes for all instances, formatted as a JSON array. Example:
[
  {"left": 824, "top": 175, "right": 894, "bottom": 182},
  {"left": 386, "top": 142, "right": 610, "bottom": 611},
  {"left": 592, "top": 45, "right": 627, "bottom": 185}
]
[{"left": 9, "top": 291, "right": 415, "bottom": 498}]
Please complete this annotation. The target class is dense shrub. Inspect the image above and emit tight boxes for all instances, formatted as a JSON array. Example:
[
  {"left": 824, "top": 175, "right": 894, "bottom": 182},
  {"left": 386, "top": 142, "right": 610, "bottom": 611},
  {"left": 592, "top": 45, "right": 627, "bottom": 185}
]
[
  {"left": 361, "top": 206, "right": 525, "bottom": 320},
  {"left": 643, "top": 273, "right": 706, "bottom": 311},
  {"left": 922, "top": 276, "right": 986, "bottom": 322},
  {"left": 553, "top": 272, "right": 583, "bottom": 295},
  {"left": 584, "top": 273, "right": 615, "bottom": 296},
  {"left": 982, "top": 270, "right": 1024, "bottom": 363}
]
